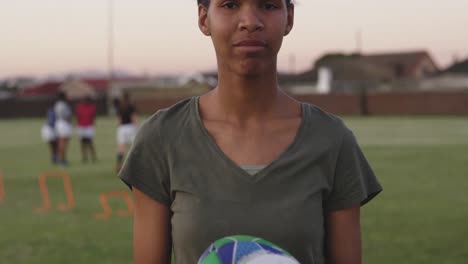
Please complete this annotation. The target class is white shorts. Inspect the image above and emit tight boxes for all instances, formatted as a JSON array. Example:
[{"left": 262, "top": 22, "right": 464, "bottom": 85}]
[
  {"left": 41, "top": 125, "right": 56, "bottom": 142},
  {"left": 117, "top": 124, "right": 137, "bottom": 145},
  {"left": 77, "top": 126, "right": 95, "bottom": 139},
  {"left": 55, "top": 120, "right": 72, "bottom": 138}
]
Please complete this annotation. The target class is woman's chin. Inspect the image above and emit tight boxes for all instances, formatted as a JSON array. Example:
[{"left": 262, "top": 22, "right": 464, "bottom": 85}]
[{"left": 235, "top": 61, "right": 273, "bottom": 77}]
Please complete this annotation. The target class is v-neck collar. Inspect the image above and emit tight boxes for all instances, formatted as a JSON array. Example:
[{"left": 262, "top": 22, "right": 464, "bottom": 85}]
[{"left": 192, "top": 96, "right": 309, "bottom": 182}]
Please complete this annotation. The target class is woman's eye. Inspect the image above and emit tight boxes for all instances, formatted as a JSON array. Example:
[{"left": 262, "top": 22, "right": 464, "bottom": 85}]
[
  {"left": 222, "top": 2, "right": 238, "bottom": 9},
  {"left": 263, "top": 3, "right": 278, "bottom": 10}
]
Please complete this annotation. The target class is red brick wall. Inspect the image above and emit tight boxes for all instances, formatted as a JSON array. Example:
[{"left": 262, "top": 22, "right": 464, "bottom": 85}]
[
  {"left": 2, "top": 91, "right": 468, "bottom": 118},
  {"left": 132, "top": 92, "right": 468, "bottom": 116},
  {"left": 134, "top": 97, "right": 188, "bottom": 114},
  {"left": 293, "top": 94, "right": 362, "bottom": 115},
  {"left": 0, "top": 97, "right": 108, "bottom": 118},
  {"left": 132, "top": 94, "right": 363, "bottom": 116},
  {"left": 367, "top": 91, "right": 468, "bottom": 115}
]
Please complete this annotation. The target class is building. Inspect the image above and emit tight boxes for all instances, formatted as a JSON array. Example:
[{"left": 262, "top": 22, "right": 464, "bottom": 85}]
[
  {"left": 362, "top": 51, "right": 439, "bottom": 79},
  {"left": 300, "top": 50, "right": 441, "bottom": 93}
]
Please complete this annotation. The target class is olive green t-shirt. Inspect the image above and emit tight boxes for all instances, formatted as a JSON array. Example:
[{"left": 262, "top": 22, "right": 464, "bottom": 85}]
[{"left": 119, "top": 97, "right": 382, "bottom": 264}]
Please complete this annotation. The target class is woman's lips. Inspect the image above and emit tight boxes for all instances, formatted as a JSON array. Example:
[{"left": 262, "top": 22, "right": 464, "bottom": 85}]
[{"left": 233, "top": 40, "right": 267, "bottom": 52}]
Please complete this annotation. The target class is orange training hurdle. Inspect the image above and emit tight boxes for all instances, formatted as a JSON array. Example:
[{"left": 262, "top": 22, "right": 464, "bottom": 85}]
[
  {"left": 35, "top": 171, "right": 75, "bottom": 213},
  {"left": 0, "top": 170, "right": 5, "bottom": 202},
  {"left": 95, "top": 191, "right": 134, "bottom": 220}
]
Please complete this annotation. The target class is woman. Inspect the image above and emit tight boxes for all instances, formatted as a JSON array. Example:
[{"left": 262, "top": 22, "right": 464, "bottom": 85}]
[
  {"left": 41, "top": 102, "right": 58, "bottom": 164},
  {"left": 54, "top": 92, "right": 73, "bottom": 166},
  {"left": 119, "top": 1, "right": 382, "bottom": 263},
  {"left": 116, "top": 92, "right": 138, "bottom": 172},
  {"left": 75, "top": 96, "right": 98, "bottom": 163}
]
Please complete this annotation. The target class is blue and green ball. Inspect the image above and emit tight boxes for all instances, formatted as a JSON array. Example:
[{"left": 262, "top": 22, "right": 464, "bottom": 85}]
[{"left": 198, "top": 235, "right": 299, "bottom": 264}]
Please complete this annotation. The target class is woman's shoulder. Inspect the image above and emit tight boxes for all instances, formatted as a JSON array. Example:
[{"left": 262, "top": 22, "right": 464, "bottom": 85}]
[
  {"left": 298, "top": 102, "right": 356, "bottom": 154},
  {"left": 137, "top": 97, "right": 195, "bottom": 138},
  {"left": 301, "top": 102, "right": 349, "bottom": 133}
]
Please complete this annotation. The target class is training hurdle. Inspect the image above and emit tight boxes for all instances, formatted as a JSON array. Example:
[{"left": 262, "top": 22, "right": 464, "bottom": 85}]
[
  {"left": 0, "top": 169, "right": 5, "bottom": 202},
  {"left": 95, "top": 191, "right": 134, "bottom": 220},
  {"left": 35, "top": 171, "right": 75, "bottom": 213}
]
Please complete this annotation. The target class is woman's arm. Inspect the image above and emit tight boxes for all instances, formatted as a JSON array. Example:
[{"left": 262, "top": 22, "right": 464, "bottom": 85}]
[
  {"left": 325, "top": 205, "right": 361, "bottom": 264},
  {"left": 133, "top": 187, "right": 172, "bottom": 264}
]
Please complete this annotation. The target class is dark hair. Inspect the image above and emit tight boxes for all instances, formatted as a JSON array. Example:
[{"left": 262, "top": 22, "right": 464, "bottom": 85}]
[
  {"left": 122, "top": 91, "right": 130, "bottom": 102},
  {"left": 118, "top": 92, "right": 131, "bottom": 111},
  {"left": 57, "top": 91, "right": 67, "bottom": 101},
  {"left": 198, "top": 0, "right": 293, "bottom": 7}
]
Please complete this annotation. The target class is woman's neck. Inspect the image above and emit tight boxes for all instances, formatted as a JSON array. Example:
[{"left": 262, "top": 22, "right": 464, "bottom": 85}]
[{"left": 203, "top": 69, "right": 291, "bottom": 125}]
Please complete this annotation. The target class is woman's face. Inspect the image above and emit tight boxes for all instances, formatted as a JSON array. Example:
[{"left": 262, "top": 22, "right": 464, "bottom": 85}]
[{"left": 199, "top": 0, "right": 294, "bottom": 76}]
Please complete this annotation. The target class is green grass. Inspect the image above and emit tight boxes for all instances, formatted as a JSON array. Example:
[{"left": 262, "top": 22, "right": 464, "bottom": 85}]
[{"left": 1, "top": 116, "right": 467, "bottom": 263}]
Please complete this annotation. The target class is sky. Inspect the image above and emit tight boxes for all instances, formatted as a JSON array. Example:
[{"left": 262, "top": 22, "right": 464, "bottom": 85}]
[{"left": 1, "top": 0, "right": 468, "bottom": 79}]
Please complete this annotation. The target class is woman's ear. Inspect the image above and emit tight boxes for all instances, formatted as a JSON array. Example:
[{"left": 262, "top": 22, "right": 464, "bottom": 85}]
[
  {"left": 198, "top": 5, "right": 211, "bottom": 36},
  {"left": 285, "top": 4, "right": 294, "bottom": 36}
]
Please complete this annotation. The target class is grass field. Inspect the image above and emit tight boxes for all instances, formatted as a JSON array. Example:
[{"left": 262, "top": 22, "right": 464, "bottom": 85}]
[{"left": 0, "top": 116, "right": 467, "bottom": 263}]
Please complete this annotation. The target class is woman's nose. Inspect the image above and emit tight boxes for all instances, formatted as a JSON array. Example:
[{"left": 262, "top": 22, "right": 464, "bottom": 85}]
[{"left": 238, "top": 7, "right": 264, "bottom": 32}]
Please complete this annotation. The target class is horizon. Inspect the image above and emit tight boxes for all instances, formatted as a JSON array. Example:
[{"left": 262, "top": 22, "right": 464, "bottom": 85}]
[{"left": 1, "top": 0, "right": 468, "bottom": 79}]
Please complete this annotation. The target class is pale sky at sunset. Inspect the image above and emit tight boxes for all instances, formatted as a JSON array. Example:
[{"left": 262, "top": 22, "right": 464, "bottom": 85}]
[{"left": 1, "top": 0, "right": 467, "bottom": 79}]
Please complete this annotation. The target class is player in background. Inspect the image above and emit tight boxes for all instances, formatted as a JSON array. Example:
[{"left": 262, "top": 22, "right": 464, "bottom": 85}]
[
  {"left": 41, "top": 102, "right": 58, "bottom": 164},
  {"left": 75, "top": 96, "right": 98, "bottom": 163},
  {"left": 115, "top": 92, "right": 138, "bottom": 172},
  {"left": 54, "top": 91, "right": 73, "bottom": 166}
]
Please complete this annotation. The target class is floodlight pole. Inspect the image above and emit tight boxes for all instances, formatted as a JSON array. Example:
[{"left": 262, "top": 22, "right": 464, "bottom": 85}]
[
  {"left": 108, "top": 0, "right": 114, "bottom": 83},
  {"left": 107, "top": 0, "right": 116, "bottom": 115}
]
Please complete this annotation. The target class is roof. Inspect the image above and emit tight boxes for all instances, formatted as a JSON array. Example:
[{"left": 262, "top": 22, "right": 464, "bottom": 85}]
[
  {"left": 18, "top": 81, "right": 62, "bottom": 97},
  {"left": 321, "top": 58, "right": 394, "bottom": 81},
  {"left": 313, "top": 54, "right": 394, "bottom": 81},
  {"left": 311, "top": 50, "right": 439, "bottom": 81},
  {"left": 58, "top": 80, "right": 97, "bottom": 100},
  {"left": 443, "top": 58, "right": 468, "bottom": 73},
  {"left": 279, "top": 69, "right": 318, "bottom": 84},
  {"left": 362, "top": 50, "right": 439, "bottom": 74},
  {"left": 19, "top": 79, "right": 110, "bottom": 97}
]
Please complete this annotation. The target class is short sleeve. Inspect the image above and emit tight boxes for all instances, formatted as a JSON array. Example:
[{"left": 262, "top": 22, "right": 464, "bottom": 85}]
[
  {"left": 118, "top": 118, "right": 171, "bottom": 206},
  {"left": 324, "top": 128, "right": 382, "bottom": 212}
]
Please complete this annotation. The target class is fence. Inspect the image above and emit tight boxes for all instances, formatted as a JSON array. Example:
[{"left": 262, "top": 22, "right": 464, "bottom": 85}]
[
  {"left": 131, "top": 91, "right": 468, "bottom": 116},
  {"left": 1, "top": 91, "right": 467, "bottom": 118},
  {"left": 0, "top": 96, "right": 108, "bottom": 118}
]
